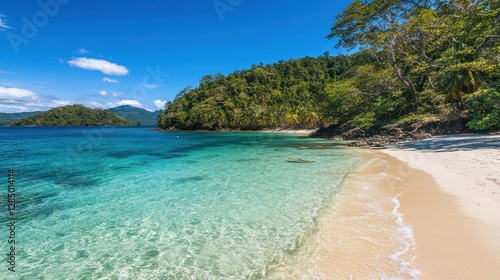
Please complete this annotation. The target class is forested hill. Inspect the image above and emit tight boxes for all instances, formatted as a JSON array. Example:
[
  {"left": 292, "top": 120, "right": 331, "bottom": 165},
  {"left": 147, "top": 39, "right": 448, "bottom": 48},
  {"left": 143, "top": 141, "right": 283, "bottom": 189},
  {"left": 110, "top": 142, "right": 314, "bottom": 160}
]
[
  {"left": 0, "top": 112, "right": 37, "bottom": 125},
  {"left": 158, "top": 0, "right": 499, "bottom": 132},
  {"left": 108, "top": 105, "right": 159, "bottom": 126},
  {"left": 13, "top": 105, "right": 137, "bottom": 126},
  {"left": 158, "top": 55, "right": 353, "bottom": 130}
]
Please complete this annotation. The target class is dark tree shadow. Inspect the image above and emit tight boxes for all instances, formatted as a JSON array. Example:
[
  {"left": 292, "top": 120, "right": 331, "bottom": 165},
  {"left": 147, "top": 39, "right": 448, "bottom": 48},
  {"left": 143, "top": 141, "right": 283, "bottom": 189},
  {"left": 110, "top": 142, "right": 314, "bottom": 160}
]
[{"left": 390, "top": 134, "right": 500, "bottom": 152}]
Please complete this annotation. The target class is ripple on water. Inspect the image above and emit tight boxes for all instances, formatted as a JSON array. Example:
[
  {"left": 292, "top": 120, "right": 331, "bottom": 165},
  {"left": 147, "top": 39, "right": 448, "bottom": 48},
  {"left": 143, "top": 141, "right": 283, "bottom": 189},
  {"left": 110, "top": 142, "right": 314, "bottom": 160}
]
[{"left": 0, "top": 127, "right": 363, "bottom": 279}]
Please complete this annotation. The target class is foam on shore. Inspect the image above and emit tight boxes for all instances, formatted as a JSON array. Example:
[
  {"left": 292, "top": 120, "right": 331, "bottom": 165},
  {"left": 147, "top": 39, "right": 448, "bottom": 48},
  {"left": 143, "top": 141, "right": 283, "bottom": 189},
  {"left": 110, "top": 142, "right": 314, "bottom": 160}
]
[
  {"left": 270, "top": 135, "right": 500, "bottom": 279},
  {"left": 268, "top": 154, "right": 421, "bottom": 279},
  {"left": 380, "top": 135, "right": 500, "bottom": 279}
]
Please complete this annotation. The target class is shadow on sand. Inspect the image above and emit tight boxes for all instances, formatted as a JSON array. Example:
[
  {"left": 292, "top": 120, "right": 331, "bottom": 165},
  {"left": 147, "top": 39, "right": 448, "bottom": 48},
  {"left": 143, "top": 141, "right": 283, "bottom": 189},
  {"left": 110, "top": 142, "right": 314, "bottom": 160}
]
[{"left": 390, "top": 134, "right": 500, "bottom": 152}]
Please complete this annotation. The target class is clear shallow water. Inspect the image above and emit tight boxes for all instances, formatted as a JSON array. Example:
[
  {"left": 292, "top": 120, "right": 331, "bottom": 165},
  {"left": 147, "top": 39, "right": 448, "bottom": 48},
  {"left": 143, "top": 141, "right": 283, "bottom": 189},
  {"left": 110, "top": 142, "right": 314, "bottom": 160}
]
[{"left": 0, "top": 127, "right": 362, "bottom": 279}]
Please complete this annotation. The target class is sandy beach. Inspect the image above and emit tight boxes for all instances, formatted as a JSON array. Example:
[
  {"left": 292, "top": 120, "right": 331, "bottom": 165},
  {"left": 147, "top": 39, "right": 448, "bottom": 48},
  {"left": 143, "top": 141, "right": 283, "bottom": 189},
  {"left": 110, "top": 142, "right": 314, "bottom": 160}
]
[
  {"left": 271, "top": 133, "right": 500, "bottom": 279},
  {"left": 261, "top": 129, "right": 318, "bottom": 135},
  {"left": 380, "top": 134, "right": 500, "bottom": 279}
]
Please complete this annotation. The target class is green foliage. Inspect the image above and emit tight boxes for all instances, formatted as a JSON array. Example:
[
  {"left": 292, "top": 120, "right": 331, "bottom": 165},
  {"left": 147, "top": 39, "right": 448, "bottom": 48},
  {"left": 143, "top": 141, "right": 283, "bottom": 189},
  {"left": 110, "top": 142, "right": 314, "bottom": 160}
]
[
  {"left": 156, "top": 0, "right": 499, "bottom": 131},
  {"left": 108, "top": 105, "right": 159, "bottom": 126},
  {"left": 320, "top": 79, "right": 362, "bottom": 123},
  {"left": 158, "top": 55, "right": 352, "bottom": 130},
  {"left": 433, "top": 0, "right": 499, "bottom": 106},
  {"left": 13, "top": 105, "right": 137, "bottom": 126},
  {"left": 353, "top": 112, "right": 376, "bottom": 128},
  {"left": 416, "top": 90, "right": 446, "bottom": 115},
  {"left": 465, "top": 88, "right": 500, "bottom": 131},
  {"left": 0, "top": 112, "right": 37, "bottom": 125},
  {"left": 329, "top": 0, "right": 500, "bottom": 110},
  {"left": 394, "top": 113, "right": 435, "bottom": 126}
]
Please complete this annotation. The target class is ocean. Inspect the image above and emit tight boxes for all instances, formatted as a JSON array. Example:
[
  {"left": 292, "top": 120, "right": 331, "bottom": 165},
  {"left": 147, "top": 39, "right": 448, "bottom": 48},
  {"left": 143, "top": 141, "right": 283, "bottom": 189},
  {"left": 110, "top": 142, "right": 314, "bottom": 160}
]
[{"left": 0, "top": 126, "right": 365, "bottom": 279}]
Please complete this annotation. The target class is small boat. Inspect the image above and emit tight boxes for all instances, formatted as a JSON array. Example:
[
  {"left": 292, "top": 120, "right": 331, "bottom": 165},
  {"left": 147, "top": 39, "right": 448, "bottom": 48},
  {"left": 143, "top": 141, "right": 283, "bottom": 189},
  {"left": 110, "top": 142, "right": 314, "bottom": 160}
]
[{"left": 287, "top": 157, "right": 315, "bottom": 163}]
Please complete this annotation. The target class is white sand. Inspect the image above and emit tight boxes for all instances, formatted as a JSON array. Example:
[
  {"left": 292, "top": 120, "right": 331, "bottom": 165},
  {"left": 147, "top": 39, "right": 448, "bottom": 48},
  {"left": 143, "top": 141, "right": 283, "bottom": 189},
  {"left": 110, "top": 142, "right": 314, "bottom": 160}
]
[
  {"left": 379, "top": 134, "right": 500, "bottom": 278},
  {"left": 269, "top": 133, "right": 500, "bottom": 278},
  {"left": 261, "top": 129, "right": 318, "bottom": 135},
  {"left": 382, "top": 134, "right": 500, "bottom": 228}
]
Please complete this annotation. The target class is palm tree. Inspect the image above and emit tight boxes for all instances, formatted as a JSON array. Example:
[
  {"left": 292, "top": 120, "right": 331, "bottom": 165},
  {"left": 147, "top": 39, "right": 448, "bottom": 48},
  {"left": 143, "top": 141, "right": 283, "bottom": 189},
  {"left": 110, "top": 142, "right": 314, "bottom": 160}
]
[{"left": 443, "top": 69, "right": 483, "bottom": 110}]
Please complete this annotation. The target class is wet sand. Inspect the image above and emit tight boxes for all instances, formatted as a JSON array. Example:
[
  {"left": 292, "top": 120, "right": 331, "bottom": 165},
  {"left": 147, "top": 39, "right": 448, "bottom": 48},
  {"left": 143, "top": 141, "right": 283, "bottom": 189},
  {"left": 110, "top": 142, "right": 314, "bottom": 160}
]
[
  {"left": 313, "top": 153, "right": 420, "bottom": 279},
  {"left": 381, "top": 134, "right": 500, "bottom": 279},
  {"left": 270, "top": 134, "right": 500, "bottom": 279},
  {"left": 269, "top": 152, "right": 419, "bottom": 279}
]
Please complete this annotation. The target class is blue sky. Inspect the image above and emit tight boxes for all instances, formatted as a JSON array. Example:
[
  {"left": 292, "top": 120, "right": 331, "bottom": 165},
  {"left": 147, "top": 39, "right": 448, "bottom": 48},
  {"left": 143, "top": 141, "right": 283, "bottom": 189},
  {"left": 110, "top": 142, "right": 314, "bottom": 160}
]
[{"left": 0, "top": 0, "right": 351, "bottom": 113}]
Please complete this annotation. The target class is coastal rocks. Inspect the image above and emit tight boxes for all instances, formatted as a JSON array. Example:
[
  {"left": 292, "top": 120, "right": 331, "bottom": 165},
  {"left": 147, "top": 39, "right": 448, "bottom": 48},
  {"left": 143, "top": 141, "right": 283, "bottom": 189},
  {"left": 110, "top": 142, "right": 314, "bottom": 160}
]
[
  {"left": 342, "top": 127, "right": 367, "bottom": 139},
  {"left": 347, "top": 140, "right": 368, "bottom": 147},
  {"left": 312, "top": 118, "right": 471, "bottom": 147}
]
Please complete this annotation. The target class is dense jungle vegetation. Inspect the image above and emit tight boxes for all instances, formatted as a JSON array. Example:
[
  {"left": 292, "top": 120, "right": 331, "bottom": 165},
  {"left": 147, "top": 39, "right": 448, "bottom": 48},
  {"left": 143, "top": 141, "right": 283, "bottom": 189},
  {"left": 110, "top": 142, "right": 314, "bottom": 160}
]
[{"left": 158, "top": 0, "right": 499, "bottom": 131}]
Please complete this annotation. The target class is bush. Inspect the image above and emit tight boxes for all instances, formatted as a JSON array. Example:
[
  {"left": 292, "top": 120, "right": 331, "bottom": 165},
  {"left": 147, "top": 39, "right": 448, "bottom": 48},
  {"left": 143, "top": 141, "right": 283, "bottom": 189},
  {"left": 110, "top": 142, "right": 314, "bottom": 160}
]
[
  {"left": 353, "top": 112, "right": 376, "bottom": 128},
  {"left": 465, "top": 88, "right": 500, "bottom": 131},
  {"left": 417, "top": 90, "right": 446, "bottom": 114},
  {"left": 394, "top": 113, "right": 436, "bottom": 125}
]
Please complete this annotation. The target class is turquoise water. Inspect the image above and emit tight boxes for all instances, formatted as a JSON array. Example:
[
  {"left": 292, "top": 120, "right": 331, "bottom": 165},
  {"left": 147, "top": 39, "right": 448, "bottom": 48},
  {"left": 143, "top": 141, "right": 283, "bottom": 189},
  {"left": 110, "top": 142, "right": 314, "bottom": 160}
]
[{"left": 0, "top": 127, "right": 362, "bottom": 279}]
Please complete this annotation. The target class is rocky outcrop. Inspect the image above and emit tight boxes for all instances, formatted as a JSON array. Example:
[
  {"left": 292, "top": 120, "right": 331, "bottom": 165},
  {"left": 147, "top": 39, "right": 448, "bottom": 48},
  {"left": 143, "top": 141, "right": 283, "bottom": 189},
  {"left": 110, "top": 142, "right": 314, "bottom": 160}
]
[{"left": 311, "top": 118, "right": 471, "bottom": 147}]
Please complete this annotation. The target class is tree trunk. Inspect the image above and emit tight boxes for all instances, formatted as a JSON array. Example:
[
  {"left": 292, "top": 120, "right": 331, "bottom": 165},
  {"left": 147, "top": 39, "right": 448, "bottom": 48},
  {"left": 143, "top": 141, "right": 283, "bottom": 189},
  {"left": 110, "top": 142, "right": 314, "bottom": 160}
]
[{"left": 388, "top": 42, "right": 420, "bottom": 107}]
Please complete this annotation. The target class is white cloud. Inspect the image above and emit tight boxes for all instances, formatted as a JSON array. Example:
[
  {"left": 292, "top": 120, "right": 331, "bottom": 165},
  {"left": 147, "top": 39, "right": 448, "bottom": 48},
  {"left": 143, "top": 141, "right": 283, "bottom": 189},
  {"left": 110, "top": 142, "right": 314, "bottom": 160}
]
[
  {"left": 77, "top": 48, "right": 90, "bottom": 54},
  {"left": 88, "top": 101, "right": 109, "bottom": 109},
  {"left": 98, "top": 90, "right": 121, "bottom": 98},
  {"left": 142, "top": 83, "right": 158, "bottom": 90},
  {"left": 68, "top": 57, "right": 129, "bottom": 76},
  {"left": 0, "top": 86, "right": 71, "bottom": 113},
  {"left": 0, "top": 87, "right": 38, "bottom": 100},
  {"left": 103, "top": 77, "right": 119, "bottom": 83},
  {"left": 115, "top": 100, "right": 148, "bottom": 109},
  {"left": 87, "top": 99, "right": 152, "bottom": 111},
  {"left": 153, "top": 99, "right": 167, "bottom": 109},
  {"left": 0, "top": 14, "right": 12, "bottom": 31}
]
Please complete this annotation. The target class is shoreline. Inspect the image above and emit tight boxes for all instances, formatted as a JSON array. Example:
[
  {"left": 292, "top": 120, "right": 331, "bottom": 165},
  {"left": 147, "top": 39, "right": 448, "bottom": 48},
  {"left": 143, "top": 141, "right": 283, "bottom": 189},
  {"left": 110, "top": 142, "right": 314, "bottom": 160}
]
[
  {"left": 271, "top": 134, "right": 500, "bottom": 278},
  {"left": 379, "top": 135, "right": 500, "bottom": 278},
  {"left": 152, "top": 127, "right": 318, "bottom": 136},
  {"left": 260, "top": 129, "right": 318, "bottom": 135},
  {"left": 268, "top": 150, "right": 420, "bottom": 279},
  {"left": 312, "top": 151, "right": 422, "bottom": 279},
  {"left": 382, "top": 134, "right": 500, "bottom": 227}
]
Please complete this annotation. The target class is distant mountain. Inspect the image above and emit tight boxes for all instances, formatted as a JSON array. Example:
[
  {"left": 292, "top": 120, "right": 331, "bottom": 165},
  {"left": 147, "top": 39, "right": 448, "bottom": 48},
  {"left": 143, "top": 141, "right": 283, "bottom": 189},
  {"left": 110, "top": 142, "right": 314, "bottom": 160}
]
[
  {"left": 0, "top": 112, "right": 38, "bottom": 125},
  {"left": 108, "top": 105, "right": 160, "bottom": 126},
  {"left": 12, "top": 105, "right": 137, "bottom": 126}
]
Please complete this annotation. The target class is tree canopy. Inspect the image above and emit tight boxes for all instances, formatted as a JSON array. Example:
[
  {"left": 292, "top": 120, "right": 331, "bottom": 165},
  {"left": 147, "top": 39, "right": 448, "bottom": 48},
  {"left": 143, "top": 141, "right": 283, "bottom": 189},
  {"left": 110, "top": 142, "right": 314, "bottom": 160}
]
[
  {"left": 328, "top": 0, "right": 499, "bottom": 109},
  {"left": 158, "top": 55, "right": 354, "bottom": 130},
  {"left": 158, "top": 0, "right": 500, "bottom": 131}
]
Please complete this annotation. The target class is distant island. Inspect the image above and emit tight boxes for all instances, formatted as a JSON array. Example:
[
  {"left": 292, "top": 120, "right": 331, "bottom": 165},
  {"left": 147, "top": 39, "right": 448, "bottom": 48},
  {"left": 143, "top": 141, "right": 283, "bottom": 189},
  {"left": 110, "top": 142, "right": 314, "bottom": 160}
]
[
  {"left": 0, "top": 111, "right": 38, "bottom": 125},
  {"left": 2, "top": 105, "right": 160, "bottom": 126},
  {"left": 12, "top": 105, "right": 137, "bottom": 126},
  {"left": 108, "top": 105, "right": 160, "bottom": 126}
]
